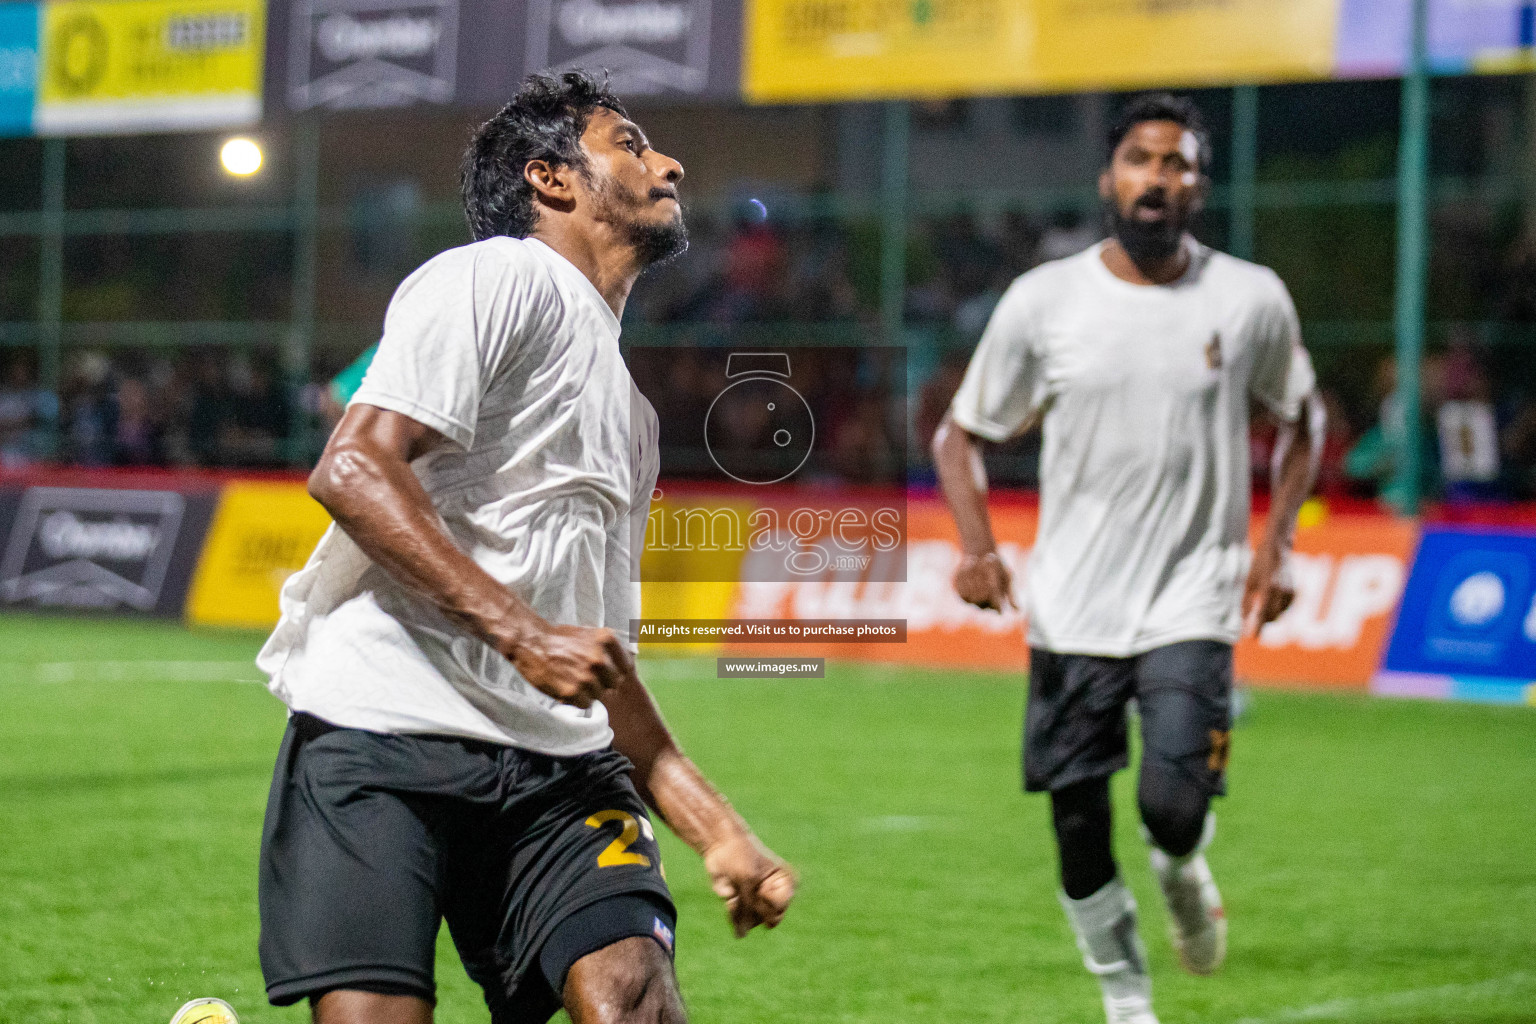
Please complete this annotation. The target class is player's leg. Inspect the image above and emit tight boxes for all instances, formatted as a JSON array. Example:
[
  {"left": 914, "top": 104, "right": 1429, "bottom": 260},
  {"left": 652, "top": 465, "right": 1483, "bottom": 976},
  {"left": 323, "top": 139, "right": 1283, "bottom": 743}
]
[
  {"left": 1134, "top": 640, "right": 1233, "bottom": 976},
  {"left": 562, "top": 933, "right": 685, "bottom": 1023},
  {"left": 258, "top": 714, "right": 450, "bottom": 1019},
  {"left": 311, "top": 990, "right": 433, "bottom": 1024},
  {"left": 441, "top": 747, "right": 678, "bottom": 1024},
  {"left": 1051, "top": 776, "right": 1117, "bottom": 899},
  {"left": 1026, "top": 648, "right": 1157, "bottom": 1024}
]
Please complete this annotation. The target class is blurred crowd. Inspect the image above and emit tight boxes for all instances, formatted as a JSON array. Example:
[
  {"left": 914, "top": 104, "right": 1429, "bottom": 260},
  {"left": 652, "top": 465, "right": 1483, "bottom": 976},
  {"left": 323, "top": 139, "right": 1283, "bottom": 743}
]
[
  {"left": 5, "top": 206, "right": 1536, "bottom": 503},
  {"left": 0, "top": 349, "right": 300, "bottom": 470},
  {"left": 626, "top": 207, "right": 865, "bottom": 326},
  {"left": 626, "top": 202, "right": 1097, "bottom": 343},
  {"left": 627, "top": 345, "right": 906, "bottom": 486},
  {"left": 1308, "top": 338, "right": 1536, "bottom": 505},
  {"left": 911, "top": 336, "right": 1536, "bottom": 503}
]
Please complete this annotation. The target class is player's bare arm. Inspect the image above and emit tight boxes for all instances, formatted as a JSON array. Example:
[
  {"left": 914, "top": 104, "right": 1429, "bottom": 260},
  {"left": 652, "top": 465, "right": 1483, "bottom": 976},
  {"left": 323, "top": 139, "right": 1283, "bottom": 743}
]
[
  {"left": 308, "top": 403, "right": 632, "bottom": 708},
  {"left": 1244, "top": 390, "right": 1326, "bottom": 636},
  {"left": 932, "top": 410, "right": 1015, "bottom": 612},
  {"left": 604, "top": 664, "right": 796, "bottom": 937}
]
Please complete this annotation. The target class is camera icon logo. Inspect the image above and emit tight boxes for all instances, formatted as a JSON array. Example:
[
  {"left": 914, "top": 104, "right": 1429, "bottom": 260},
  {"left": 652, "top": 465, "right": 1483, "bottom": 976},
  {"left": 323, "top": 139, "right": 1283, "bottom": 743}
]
[{"left": 704, "top": 352, "right": 815, "bottom": 485}]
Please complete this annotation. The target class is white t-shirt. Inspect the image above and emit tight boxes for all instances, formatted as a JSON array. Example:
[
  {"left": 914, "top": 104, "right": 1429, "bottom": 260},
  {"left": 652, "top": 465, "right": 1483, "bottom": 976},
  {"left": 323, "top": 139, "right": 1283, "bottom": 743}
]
[
  {"left": 950, "top": 239, "right": 1315, "bottom": 657},
  {"left": 257, "top": 237, "right": 659, "bottom": 755}
]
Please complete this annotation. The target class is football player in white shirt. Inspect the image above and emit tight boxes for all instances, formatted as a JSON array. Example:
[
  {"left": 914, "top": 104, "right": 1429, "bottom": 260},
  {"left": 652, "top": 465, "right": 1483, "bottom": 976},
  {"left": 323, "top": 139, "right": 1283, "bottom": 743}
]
[
  {"left": 932, "top": 95, "right": 1323, "bottom": 1024},
  {"left": 256, "top": 72, "right": 794, "bottom": 1024}
]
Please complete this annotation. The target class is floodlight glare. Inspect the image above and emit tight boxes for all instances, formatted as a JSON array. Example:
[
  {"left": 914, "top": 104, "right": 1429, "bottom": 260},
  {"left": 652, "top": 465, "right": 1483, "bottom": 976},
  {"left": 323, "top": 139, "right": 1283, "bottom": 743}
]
[{"left": 220, "top": 138, "right": 262, "bottom": 176}]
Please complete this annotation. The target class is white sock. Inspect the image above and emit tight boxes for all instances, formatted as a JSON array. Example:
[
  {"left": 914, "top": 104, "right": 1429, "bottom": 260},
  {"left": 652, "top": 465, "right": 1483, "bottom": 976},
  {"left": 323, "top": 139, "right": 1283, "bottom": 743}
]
[{"left": 1059, "top": 876, "right": 1152, "bottom": 1006}]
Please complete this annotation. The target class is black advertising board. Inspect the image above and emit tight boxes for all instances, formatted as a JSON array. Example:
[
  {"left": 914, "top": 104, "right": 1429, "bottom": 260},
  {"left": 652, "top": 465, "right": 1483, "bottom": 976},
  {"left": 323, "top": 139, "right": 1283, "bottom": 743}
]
[
  {"left": 266, "top": 0, "right": 741, "bottom": 113},
  {"left": 0, "top": 485, "right": 217, "bottom": 617},
  {"left": 286, "top": 0, "right": 464, "bottom": 110},
  {"left": 522, "top": 0, "right": 740, "bottom": 100}
]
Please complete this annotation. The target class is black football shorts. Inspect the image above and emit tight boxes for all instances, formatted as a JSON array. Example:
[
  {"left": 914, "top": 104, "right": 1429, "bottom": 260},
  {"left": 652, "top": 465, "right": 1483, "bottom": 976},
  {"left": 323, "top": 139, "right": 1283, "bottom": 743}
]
[
  {"left": 258, "top": 713, "right": 675, "bottom": 1024},
  {"left": 1023, "top": 640, "right": 1234, "bottom": 794}
]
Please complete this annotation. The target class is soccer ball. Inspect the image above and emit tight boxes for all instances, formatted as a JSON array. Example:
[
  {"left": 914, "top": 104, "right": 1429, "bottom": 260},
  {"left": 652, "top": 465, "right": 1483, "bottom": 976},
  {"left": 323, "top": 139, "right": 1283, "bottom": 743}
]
[{"left": 168, "top": 997, "right": 240, "bottom": 1024}]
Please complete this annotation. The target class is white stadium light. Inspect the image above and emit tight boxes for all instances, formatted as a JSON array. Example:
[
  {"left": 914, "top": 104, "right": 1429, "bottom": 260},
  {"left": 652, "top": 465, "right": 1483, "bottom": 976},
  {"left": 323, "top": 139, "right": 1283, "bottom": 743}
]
[{"left": 220, "top": 137, "right": 263, "bottom": 176}]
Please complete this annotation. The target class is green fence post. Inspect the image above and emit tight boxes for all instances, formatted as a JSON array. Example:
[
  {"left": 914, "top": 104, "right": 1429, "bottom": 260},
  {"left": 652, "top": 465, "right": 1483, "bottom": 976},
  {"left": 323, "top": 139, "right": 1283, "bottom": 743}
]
[
  {"left": 38, "top": 137, "right": 65, "bottom": 457},
  {"left": 1229, "top": 85, "right": 1258, "bottom": 262},
  {"left": 1391, "top": 0, "right": 1430, "bottom": 516},
  {"left": 287, "top": 118, "right": 320, "bottom": 467},
  {"left": 879, "top": 100, "right": 909, "bottom": 346}
]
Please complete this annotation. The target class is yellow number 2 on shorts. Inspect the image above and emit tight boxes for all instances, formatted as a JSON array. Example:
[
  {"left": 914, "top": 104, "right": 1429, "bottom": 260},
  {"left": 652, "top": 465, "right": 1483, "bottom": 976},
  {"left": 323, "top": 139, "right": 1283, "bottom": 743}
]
[{"left": 585, "top": 810, "right": 653, "bottom": 868}]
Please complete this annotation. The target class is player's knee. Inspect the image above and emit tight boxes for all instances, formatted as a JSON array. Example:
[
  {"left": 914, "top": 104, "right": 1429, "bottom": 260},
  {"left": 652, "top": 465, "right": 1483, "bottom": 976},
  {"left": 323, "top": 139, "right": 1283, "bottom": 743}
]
[
  {"left": 310, "top": 989, "right": 433, "bottom": 1024},
  {"left": 619, "top": 972, "right": 684, "bottom": 1024},
  {"left": 1137, "top": 768, "right": 1207, "bottom": 857},
  {"left": 564, "top": 936, "right": 684, "bottom": 1024},
  {"left": 587, "top": 962, "right": 684, "bottom": 1024}
]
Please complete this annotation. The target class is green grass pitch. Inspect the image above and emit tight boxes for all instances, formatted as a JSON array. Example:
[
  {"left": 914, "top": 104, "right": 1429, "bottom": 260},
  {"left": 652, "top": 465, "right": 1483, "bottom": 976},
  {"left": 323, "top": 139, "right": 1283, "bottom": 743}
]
[{"left": 0, "top": 614, "right": 1532, "bottom": 1024}]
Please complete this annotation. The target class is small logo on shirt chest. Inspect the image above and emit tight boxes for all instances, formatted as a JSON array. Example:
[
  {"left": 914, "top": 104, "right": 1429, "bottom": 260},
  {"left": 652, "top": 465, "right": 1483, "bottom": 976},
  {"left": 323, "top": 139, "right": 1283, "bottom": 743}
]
[{"left": 1204, "top": 332, "right": 1224, "bottom": 371}]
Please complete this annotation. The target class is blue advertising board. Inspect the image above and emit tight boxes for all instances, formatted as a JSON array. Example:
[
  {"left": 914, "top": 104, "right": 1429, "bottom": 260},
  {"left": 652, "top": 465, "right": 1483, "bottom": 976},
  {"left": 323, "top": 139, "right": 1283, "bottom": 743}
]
[
  {"left": 0, "top": 2, "right": 37, "bottom": 137},
  {"left": 1336, "top": 0, "right": 1536, "bottom": 77},
  {"left": 1375, "top": 528, "right": 1536, "bottom": 705}
]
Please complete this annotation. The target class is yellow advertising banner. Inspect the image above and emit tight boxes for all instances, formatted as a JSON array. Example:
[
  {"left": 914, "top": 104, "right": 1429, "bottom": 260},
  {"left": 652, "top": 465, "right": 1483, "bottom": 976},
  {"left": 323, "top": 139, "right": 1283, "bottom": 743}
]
[
  {"left": 185, "top": 482, "right": 331, "bottom": 630},
  {"left": 745, "top": 0, "right": 1340, "bottom": 102},
  {"left": 35, "top": 0, "right": 263, "bottom": 134},
  {"left": 183, "top": 482, "right": 744, "bottom": 636}
]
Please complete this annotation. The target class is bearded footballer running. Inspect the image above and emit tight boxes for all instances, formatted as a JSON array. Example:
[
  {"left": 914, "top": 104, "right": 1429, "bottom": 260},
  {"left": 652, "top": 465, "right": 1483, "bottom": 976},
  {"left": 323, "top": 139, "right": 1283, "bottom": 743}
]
[
  {"left": 933, "top": 95, "right": 1322, "bottom": 1024},
  {"left": 255, "top": 72, "right": 795, "bottom": 1024}
]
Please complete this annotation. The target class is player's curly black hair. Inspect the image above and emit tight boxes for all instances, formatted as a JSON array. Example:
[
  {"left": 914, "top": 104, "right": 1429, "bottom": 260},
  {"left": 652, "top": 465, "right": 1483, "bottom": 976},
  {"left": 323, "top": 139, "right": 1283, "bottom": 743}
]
[
  {"left": 1105, "top": 93, "right": 1212, "bottom": 175},
  {"left": 460, "top": 71, "right": 627, "bottom": 241}
]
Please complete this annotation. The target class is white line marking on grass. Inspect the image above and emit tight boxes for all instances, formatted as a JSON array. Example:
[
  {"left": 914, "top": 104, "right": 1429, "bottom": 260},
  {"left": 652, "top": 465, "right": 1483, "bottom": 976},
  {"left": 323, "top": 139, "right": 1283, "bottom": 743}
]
[
  {"left": 1233, "top": 971, "right": 1534, "bottom": 1024},
  {"left": 1, "top": 661, "right": 264, "bottom": 685}
]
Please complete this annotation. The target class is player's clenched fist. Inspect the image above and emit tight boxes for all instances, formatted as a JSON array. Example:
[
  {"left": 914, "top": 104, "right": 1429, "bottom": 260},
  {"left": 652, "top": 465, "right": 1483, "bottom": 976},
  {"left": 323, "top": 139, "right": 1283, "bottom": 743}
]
[
  {"left": 505, "top": 622, "right": 634, "bottom": 708},
  {"left": 954, "top": 551, "right": 1016, "bottom": 612},
  {"left": 703, "top": 830, "right": 797, "bottom": 937}
]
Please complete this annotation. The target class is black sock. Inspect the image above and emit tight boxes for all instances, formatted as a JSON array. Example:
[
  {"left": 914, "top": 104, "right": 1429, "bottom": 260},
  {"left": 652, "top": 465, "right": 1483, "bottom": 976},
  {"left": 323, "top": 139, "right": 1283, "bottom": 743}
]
[{"left": 1051, "top": 777, "right": 1118, "bottom": 900}]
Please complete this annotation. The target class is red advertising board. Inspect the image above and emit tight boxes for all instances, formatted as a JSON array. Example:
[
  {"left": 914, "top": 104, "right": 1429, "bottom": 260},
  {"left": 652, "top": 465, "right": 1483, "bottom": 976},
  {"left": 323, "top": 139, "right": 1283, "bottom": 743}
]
[
  {"left": 0, "top": 468, "right": 1470, "bottom": 690},
  {"left": 1237, "top": 514, "right": 1418, "bottom": 688},
  {"left": 723, "top": 495, "right": 1420, "bottom": 689}
]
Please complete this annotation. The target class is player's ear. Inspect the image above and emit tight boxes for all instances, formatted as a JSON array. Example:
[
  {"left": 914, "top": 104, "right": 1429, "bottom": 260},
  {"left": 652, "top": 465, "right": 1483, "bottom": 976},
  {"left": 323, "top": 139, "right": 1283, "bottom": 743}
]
[
  {"left": 523, "top": 159, "right": 577, "bottom": 204},
  {"left": 1097, "top": 167, "right": 1113, "bottom": 203}
]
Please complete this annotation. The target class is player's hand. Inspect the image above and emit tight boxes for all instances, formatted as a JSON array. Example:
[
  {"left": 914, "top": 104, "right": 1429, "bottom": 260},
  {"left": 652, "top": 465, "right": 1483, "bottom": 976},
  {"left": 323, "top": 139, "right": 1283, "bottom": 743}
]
[
  {"left": 506, "top": 622, "right": 633, "bottom": 709},
  {"left": 1243, "top": 541, "right": 1295, "bottom": 638},
  {"left": 703, "top": 830, "right": 797, "bottom": 937},
  {"left": 953, "top": 551, "right": 1016, "bottom": 612}
]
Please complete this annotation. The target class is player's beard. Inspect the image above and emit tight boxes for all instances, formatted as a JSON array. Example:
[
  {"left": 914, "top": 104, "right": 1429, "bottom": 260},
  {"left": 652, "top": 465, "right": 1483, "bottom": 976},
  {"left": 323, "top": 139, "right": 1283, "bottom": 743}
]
[
  {"left": 587, "top": 168, "right": 690, "bottom": 268},
  {"left": 1106, "top": 189, "right": 1186, "bottom": 264},
  {"left": 629, "top": 208, "right": 689, "bottom": 268}
]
